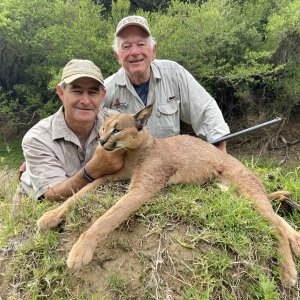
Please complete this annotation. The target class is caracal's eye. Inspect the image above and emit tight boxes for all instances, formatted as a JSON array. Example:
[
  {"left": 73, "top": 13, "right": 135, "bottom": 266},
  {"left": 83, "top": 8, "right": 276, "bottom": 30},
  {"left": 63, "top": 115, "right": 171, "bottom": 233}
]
[{"left": 112, "top": 128, "right": 121, "bottom": 134}]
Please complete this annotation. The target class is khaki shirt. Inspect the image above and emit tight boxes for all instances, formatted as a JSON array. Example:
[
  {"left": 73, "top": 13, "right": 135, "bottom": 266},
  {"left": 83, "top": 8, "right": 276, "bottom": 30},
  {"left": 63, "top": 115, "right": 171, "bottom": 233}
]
[
  {"left": 20, "top": 106, "right": 104, "bottom": 199},
  {"left": 104, "top": 59, "right": 230, "bottom": 141}
]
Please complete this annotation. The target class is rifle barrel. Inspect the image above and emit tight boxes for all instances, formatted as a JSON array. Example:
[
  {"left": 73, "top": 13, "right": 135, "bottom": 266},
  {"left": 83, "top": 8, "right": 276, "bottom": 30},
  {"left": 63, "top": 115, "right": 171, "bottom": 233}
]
[{"left": 211, "top": 117, "right": 282, "bottom": 145}]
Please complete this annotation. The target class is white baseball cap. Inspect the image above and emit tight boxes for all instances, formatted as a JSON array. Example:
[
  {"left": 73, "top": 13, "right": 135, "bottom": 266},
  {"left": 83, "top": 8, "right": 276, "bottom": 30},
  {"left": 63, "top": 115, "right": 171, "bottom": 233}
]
[
  {"left": 61, "top": 59, "right": 104, "bottom": 85},
  {"left": 115, "top": 15, "right": 151, "bottom": 37}
]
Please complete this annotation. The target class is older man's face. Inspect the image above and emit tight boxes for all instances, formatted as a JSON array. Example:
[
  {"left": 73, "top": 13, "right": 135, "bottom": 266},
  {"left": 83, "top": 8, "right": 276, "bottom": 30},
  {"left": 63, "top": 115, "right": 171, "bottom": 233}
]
[{"left": 115, "top": 26, "right": 157, "bottom": 84}]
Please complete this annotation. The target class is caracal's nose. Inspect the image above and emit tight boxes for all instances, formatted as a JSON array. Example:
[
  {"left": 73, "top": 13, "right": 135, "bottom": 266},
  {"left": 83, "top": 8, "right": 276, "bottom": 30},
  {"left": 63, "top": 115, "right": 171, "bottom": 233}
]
[{"left": 99, "top": 139, "right": 107, "bottom": 146}]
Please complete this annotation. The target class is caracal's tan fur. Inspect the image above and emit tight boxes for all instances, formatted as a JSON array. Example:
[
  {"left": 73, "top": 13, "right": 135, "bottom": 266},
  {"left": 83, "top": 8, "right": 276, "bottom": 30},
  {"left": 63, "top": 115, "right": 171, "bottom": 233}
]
[{"left": 38, "top": 105, "right": 300, "bottom": 286}]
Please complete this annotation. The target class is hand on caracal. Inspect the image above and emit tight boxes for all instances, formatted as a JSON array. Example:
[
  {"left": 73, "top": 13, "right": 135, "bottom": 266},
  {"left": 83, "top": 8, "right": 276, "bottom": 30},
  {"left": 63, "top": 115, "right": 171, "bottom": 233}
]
[{"left": 85, "top": 146, "right": 125, "bottom": 179}]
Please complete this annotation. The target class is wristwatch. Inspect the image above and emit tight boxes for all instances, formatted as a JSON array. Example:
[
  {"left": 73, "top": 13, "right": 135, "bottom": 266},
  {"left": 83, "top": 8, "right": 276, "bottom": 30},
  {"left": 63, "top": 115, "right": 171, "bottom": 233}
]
[{"left": 82, "top": 167, "right": 95, "bottom": 182}]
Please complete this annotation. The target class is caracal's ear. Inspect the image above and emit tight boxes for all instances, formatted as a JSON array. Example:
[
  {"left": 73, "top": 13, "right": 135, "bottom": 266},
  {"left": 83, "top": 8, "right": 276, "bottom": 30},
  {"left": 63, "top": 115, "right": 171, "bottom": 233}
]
[
  {"left": 99, "top": 107, "right": 110, "bottom": 120},
  {"left": 133, "top": 105, "right": 153, "bottom": 131}
]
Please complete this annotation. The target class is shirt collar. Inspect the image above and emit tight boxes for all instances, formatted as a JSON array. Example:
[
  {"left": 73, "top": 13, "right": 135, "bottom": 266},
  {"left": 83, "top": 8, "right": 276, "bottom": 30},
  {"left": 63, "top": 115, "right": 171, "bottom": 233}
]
[{"left": 51, "top": 106, "right": 102, "bottom": 144}]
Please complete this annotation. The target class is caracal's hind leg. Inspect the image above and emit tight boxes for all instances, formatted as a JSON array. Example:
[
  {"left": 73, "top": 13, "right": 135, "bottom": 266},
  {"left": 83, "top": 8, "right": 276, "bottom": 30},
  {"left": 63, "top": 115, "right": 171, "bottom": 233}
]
[
  {"left": 247, "top": 190, "right": 298, "bottom": 286},
  {"left": 276, "top": 215, "right": 300, "bottom": 257},
  {"left": 221, "top": 158, "right": 298, "bottom": 286},
  {"left": 246, "top": 194, "right": 297, "bottom": 286},
  {"left": 276, "top": 225, "right": 298, "bottom": 286},
  {"left": 268, "top": 189, "right": 300, "bottom": 255},
  {"left": 67, "top": 182, "right": 164, "bottom": 269},
  {"left": 37, "top": 178, "right": 106, "bottom": 231},
  {"left": 239, "top": 187, "right": 298, "bottom": 286}
]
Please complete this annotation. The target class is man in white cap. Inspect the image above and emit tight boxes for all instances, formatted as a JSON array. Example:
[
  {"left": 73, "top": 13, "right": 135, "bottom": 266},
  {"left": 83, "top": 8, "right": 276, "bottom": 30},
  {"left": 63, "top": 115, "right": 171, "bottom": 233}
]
[
  {"left": 104, "top": 16, "right": 230, "bottom": 151},
  {"left": 14, "top": 59, "right": 124, "bottom": 202}
]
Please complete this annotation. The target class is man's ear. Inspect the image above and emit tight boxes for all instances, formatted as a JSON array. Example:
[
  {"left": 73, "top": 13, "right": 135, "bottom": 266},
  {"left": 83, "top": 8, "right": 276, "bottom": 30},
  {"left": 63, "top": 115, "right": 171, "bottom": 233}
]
[
  {"left": 133, "top": 105, "right": 153, "bottom": 131},
  {"left": 152, "top": 44, "right": 157, "bottom": 60},
  {"left": 56, "top": 84, "right": 64, "bottom": 101},
  {"left": 114, "top": 51, "right": 122, "bottom": 66}
]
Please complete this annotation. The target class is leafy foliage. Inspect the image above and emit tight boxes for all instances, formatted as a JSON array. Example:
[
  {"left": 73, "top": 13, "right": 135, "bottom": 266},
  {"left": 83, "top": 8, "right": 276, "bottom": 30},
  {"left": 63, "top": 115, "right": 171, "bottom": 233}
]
[{"left": 0, "top": 0, "right": 299, "bottom": 136}]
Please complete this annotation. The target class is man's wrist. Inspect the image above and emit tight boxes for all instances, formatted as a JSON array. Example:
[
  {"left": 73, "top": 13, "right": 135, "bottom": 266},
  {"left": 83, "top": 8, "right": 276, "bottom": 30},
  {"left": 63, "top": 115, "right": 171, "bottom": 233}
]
[{"left": 82, "top": 167, "right": 95, "bottom": 182}]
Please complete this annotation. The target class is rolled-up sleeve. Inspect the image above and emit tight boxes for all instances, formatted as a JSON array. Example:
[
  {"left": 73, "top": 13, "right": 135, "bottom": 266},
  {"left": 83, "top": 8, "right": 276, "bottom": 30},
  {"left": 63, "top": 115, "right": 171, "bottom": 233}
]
[
  {"left": 177, "top": 65, "right": 230, "bottom": 142},
  {"left": 19, "top": 108, "right": 101, "bottom": 199},
  {"left": 21, "top": 135, "right": 68, "bottom": 199}
]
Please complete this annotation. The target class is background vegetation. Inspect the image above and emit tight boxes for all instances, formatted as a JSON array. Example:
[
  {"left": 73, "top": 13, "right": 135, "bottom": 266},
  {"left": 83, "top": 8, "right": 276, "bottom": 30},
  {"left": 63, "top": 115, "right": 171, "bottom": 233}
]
[{"left": 0, "top": 0, "right": 300, "bottom": 139}]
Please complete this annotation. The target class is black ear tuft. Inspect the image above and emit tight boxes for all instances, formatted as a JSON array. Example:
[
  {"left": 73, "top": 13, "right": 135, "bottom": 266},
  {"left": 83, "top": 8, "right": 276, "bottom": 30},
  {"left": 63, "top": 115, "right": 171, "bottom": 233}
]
[{"left": 133, "top": 105, "right": 153, "bottom": 131}]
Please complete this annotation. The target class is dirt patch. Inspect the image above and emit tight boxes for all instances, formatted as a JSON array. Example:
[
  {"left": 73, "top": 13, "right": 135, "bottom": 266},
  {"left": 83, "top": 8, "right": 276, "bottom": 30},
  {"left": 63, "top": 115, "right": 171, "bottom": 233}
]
[{"left": 60, "top": 220, "right": 200, "bottom": 299}]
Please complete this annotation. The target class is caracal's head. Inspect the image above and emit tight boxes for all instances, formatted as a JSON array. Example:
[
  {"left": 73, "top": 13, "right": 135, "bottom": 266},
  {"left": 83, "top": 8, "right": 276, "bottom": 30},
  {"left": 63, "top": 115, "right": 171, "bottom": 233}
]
[{"left": 99, "top": 105, "right": 153, "bottom": 152}]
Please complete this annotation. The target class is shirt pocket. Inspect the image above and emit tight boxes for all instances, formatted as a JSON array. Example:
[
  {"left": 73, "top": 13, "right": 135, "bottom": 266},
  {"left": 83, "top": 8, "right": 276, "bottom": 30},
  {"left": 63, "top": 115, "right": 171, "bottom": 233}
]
[{"left": 149, "top": 100, "right": 180, "bottom": 138}]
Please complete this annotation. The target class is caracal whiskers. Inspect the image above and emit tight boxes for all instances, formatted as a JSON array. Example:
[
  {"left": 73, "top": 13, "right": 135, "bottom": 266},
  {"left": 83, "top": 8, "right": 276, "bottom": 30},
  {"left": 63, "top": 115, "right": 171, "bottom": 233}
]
[{"left": 37, "top": 105, "right": 300, "bottom": 287}]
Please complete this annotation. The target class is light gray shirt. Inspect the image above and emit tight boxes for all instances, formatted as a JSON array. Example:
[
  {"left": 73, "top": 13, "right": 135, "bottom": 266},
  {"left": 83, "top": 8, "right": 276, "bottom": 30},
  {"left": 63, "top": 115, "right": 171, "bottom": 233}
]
[
  {"left": 104, "top": 59, "right": 230, "bottom": 142},
  {"left": 20, "top": 106, "right": 104, "bottom": 199}
]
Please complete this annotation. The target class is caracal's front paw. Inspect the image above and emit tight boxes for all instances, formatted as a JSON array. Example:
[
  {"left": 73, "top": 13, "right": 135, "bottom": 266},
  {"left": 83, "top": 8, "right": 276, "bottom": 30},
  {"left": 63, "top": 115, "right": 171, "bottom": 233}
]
[
  {"left": 37, "top": 207, "right": 66, "bottom": 231},
  {"left": 67, "top": 233, "right": 97, "bottom": 269}
]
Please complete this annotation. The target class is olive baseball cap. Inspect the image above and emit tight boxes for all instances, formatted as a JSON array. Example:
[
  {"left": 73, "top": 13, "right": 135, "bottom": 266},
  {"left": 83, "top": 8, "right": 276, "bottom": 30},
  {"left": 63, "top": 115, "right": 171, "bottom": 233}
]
[
  {"left": 115, "top": 15, "right": 151, "bottom": 36},
  {"left": 61, "top": 59, "right": 104, "bottom": 85}
]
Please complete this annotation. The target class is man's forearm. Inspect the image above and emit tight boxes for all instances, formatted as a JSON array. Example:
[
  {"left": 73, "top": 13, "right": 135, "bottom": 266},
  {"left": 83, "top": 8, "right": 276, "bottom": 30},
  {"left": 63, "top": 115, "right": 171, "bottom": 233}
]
[
  {"left": 43, "top": 169, "right": 91, "bottom": 201},
  {"left": 42, "top": 148, "right": 125, "bottom": 202}
]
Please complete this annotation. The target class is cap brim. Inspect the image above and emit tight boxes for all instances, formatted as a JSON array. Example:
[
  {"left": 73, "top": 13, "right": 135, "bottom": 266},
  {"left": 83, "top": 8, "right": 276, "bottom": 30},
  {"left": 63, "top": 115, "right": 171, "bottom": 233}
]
[
  {"left": 116, "top": 23, "right": 151, "bottom": 36},
  {"left": 63, "top": 74, "right": 104, "bottom": 85}
]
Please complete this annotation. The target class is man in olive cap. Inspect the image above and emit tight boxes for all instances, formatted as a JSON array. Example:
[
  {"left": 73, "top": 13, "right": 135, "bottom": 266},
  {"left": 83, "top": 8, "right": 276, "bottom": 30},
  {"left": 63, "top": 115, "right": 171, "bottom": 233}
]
[
  {"left": 14, "top": 59, "right": 124, "bottom": 203},
  {"left": 105, "top": 16, "right": 230, "bottom": 152}
]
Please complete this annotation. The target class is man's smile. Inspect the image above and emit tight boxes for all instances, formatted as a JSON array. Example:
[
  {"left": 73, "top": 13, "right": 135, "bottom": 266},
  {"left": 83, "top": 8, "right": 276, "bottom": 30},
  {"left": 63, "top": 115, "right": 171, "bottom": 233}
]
[
  {"left": 77, "top": 107, "right": 94, "bottom": 111},
  {"left": 129, "top": 58, "right": 144, "bottom": 64}
]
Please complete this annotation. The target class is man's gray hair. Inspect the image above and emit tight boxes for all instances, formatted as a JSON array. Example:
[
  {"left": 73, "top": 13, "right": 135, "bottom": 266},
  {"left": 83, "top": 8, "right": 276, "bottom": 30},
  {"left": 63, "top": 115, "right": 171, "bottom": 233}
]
[
  {"left": 112, "top": 36, "right": 156, "bottom": 54},
  {"left": 59, "top": 81, "right": 67, "bottom": 90}
]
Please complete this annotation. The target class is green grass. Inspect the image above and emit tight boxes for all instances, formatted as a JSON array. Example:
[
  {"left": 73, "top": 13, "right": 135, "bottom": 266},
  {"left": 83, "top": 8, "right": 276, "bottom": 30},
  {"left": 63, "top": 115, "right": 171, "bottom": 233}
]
[
  {"left": 1, "top": 144, "right": 300, "bottom": 299},
  {"left": 0, "top": 136, "right": 24, "bottom": 169},
  {"left": 107, "top": 272, "right": 131, "bottom": 298}
]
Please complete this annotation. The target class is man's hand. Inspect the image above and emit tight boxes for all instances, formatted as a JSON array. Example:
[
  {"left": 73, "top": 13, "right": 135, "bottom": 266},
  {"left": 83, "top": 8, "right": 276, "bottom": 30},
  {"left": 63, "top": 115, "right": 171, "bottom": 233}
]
[{"left": 84, "top": 146, "right": 125, "bottom": 179}]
